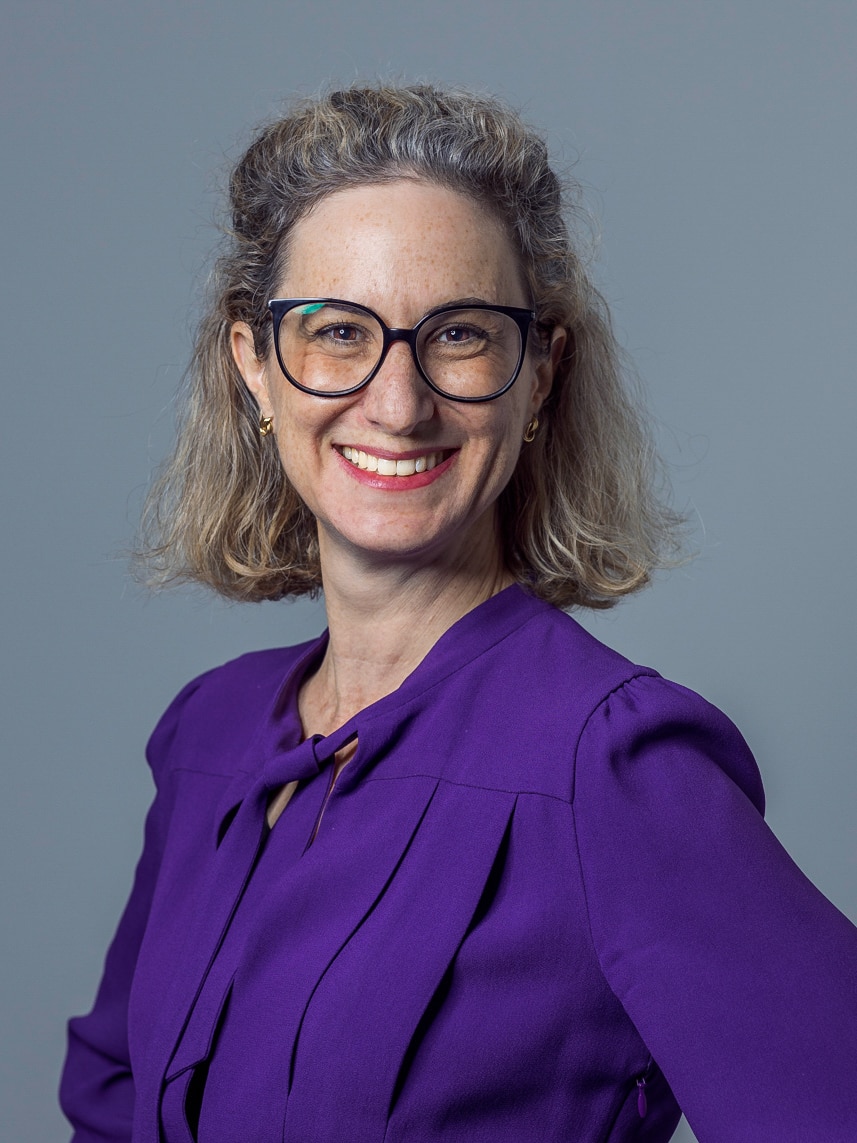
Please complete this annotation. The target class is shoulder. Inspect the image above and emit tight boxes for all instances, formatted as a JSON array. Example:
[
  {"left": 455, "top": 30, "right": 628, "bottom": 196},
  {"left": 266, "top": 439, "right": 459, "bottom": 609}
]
[
  {"left": 573, "top": 672, "right": 765, "bottom": 814},
  {"left": 459, "top": 591, "right": 763, "bottom": 810},
  {"left": 465, "top": 594, "right": 655, "bottom": 753},
  {"left": 144, "top": 640, "right": 321, "bottom": 782},
  {"left": 467, "top": 588, "right": 654, "bottom": 704}
]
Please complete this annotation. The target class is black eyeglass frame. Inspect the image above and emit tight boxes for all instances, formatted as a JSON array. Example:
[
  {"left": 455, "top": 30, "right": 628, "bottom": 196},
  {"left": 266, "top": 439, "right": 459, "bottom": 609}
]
[{"left": 266, "top": 298, "right": 537, "bottom": 403}]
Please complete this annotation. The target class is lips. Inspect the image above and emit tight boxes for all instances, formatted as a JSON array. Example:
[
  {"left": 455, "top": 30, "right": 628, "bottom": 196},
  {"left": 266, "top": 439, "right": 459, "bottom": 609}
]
[{"left": 340, "top": 446, "right": 452, "bottom": 476}]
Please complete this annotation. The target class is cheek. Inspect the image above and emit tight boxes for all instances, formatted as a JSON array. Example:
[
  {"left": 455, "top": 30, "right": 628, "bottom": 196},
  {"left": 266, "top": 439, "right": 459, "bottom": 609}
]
[
  {"left": 276, "top": 416, "right": 316, "bottom": 464},
  {"left": 268, "top": 375, "right": 322, "bottom": 445},
  {"left": 483, "top": 403, "right": 528, "bottom": 459},
  {"left": 268, "top": 400, "right": 318, "bottom": 482},
  {"left": 463, "top": 416, "right": 525, "bottom": 502},
  {"left": 268, "top": 390, "right": 351, "bottom": 501}
]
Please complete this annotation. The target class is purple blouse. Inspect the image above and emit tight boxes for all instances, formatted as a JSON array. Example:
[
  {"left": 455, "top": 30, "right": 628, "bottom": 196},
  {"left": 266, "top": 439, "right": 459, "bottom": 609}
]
[{"left": 61, "top": 586, "right": 857, "bottom": 1142}]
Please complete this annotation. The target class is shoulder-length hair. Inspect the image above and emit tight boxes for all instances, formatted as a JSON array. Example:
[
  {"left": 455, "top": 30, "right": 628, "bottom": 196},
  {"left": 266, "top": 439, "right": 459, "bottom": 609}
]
[{"left": 140, "top": 84, "right": 681, "bottom": 610}]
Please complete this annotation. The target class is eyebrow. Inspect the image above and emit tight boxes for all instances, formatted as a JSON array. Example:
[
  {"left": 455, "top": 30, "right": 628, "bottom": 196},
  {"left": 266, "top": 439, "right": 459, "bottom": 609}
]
[
  {"left": 421, "top": 296, "right": 498, "bottom": 317},
  {"left": 279, "top": 296, "right": 527, "bottom": 325}
]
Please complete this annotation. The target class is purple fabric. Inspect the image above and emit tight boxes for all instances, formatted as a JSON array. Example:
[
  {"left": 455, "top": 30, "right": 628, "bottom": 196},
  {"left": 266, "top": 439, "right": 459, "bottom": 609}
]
[{"left": 60, "top": 586, "right": 857, "bottom": 1142}]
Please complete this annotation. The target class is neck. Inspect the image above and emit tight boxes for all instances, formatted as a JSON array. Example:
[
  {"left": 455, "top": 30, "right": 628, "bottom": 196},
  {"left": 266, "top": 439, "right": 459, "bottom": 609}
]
[{"left": 298, "top": 517, "right": 512, "bottom": 736}]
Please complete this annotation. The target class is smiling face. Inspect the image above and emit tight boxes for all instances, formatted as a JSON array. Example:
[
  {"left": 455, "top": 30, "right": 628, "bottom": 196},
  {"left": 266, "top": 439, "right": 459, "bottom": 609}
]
[{"left": 232, "top": 179, "right": 558, "bottom": 579}]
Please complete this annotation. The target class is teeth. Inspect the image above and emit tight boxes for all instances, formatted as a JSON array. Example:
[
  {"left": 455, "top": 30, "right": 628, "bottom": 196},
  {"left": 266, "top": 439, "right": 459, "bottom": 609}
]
[{"left": 341, "top": 448, "right": 445, "bottom": 475}]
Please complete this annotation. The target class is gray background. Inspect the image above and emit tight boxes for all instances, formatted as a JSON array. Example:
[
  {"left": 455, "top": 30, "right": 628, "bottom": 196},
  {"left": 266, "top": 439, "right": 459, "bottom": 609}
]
[{"left": 2, "top": 2, "right": 855, "bottom": 1140}]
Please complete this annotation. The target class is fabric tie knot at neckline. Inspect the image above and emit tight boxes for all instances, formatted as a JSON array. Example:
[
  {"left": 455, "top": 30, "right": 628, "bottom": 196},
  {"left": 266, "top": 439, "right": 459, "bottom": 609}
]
[
  {"left": 265, "top": 722, "right": 359, "bottom": 786},
  {"left": 261, "top": 736, "right": 328, "bottom": 790},
  {"left": 214, "top": 724, "right": 360, "bottom": 848},
  {"left": 309, "top": 722, "right": 360, "bottom": 769}
]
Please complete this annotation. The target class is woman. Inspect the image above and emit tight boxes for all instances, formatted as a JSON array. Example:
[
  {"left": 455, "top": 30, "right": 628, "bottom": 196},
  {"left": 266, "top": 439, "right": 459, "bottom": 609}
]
[{"left": 61, "top": 85, "right": 857, "bottom": 1142}]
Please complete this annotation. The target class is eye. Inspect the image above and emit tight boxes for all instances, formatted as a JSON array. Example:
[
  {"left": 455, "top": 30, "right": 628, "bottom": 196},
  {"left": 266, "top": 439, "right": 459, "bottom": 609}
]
[
  {"left": 435, "top": 323, "right": 482, "bottom": 344},
  {"left": 427, "top": 321, "right": 492, "bottom": 357},
  {"left": 320, "top": 323, "right": 362, "bottom": 343},
  {"left": 305, "top": 318, "right": 375, "bottom": 348}
]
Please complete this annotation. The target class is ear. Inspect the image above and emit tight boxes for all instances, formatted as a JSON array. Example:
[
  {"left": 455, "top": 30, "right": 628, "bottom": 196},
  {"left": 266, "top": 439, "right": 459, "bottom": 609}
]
[
  {"left": 531, "top": 326, "right": 567, "bottom": 414},
  {"left": 230, "top": 321, "right": 273, "bottom": 417}
]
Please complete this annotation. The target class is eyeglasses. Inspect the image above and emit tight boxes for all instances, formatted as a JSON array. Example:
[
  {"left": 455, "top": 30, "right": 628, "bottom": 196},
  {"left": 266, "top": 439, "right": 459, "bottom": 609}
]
[{"left": 266, "top": 298, "right": 536, "bottom": 403}]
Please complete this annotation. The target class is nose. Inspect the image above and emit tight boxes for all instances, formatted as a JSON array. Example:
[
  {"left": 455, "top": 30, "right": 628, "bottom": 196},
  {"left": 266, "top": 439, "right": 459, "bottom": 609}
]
[{"left": 359, "top": 339, "right": 437, "bottom": 435}]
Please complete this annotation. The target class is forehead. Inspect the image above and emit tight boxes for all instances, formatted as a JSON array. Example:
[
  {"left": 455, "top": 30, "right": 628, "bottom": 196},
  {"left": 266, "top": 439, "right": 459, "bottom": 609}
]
[{"left": 279, "top": 179, "right": 527, "bottom": 311}]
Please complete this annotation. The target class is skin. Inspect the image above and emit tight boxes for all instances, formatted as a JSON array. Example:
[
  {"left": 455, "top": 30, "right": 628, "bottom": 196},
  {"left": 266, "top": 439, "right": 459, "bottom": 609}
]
[{"left": 232, "top": 179, "right": 564, "bottom": 751}]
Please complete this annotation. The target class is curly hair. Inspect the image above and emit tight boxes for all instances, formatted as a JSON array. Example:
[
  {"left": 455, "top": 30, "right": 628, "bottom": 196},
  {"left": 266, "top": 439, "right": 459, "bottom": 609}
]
[{"left": 139, "top": 83, "right": 682, "bottom": 609}]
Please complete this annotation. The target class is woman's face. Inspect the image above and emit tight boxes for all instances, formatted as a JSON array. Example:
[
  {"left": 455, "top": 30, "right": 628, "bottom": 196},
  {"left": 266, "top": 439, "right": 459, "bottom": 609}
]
[{"left": 232, "top": 179, "right": 559, "bottom": 576}]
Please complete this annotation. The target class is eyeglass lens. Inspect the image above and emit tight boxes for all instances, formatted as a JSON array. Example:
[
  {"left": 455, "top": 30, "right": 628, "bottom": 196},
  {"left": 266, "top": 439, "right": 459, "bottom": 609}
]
[{"left": 276, "top": 302, "right": 523, "bottom": 399}]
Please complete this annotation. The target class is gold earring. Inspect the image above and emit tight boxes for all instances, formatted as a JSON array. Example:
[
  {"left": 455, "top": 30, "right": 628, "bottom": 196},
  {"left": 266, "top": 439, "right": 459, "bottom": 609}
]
[
  {"left": 523, "top": 416, "right": 539, "bottom": 443},
  {"left": 259, "top": 415, "right": 274, "bottom": 437}
]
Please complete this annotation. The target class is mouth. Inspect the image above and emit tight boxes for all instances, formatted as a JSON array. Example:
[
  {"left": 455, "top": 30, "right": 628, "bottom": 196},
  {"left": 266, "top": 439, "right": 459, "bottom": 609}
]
[{"left": 339, "top": 446, "right": 454, "bottom": 477}]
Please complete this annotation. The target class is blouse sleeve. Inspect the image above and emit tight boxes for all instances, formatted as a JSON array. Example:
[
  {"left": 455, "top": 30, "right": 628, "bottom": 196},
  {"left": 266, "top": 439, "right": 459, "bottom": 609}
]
[
  {"left": 59, "top": 675, "right": 207, "bottom": 1143},
  {"left": 572, "top": 674, "right": 857, "bottom": 1143}
]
